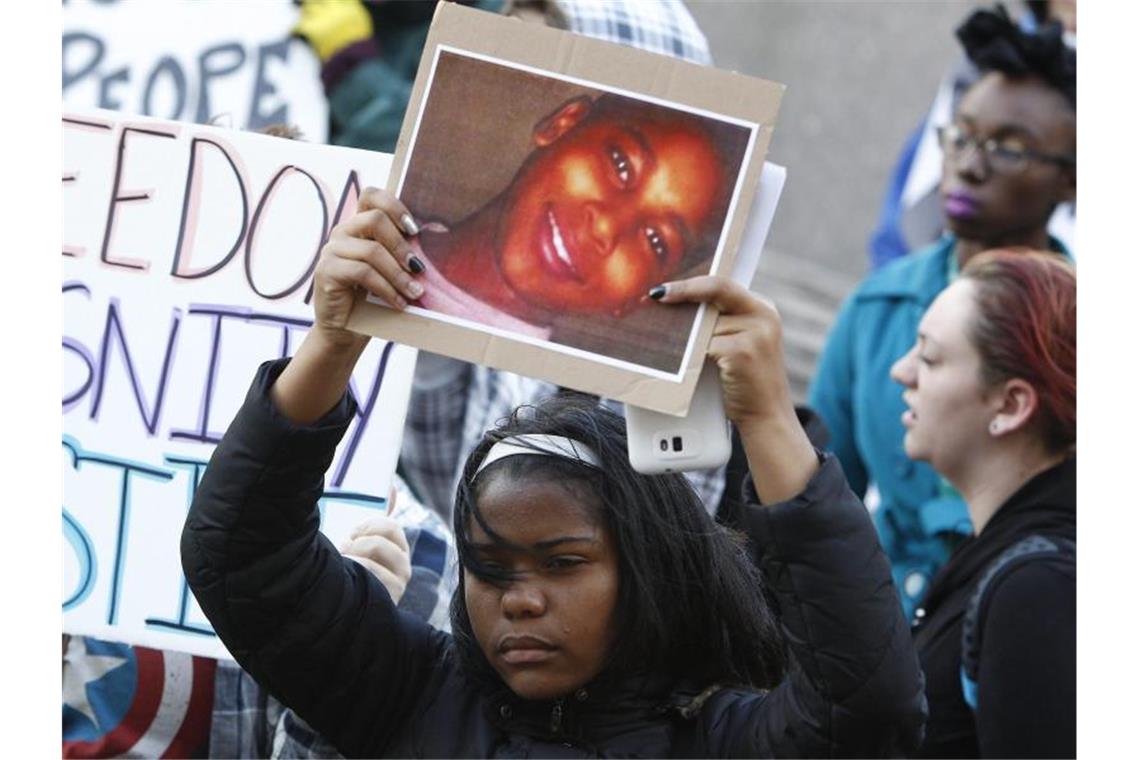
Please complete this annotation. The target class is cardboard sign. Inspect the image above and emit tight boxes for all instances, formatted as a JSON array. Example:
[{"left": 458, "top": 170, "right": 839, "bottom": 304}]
[
  {"left": 63, "top": 0, "right": 327, "bottom": 141},
  {"left": 62, "top": 109, "right": 417, "bottom": 659},
  {"left": 347, "top": 2, "right": 784, "bottom": 417}
]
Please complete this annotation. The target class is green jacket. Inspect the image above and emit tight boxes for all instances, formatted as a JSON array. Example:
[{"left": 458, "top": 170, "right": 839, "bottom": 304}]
[{"left": 326, "top": 0, "right": 503, "bottom": 153}]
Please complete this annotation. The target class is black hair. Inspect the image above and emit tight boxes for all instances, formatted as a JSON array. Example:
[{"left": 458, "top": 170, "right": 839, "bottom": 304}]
[
  {"left": 956, "top": 4, "right": 1075, "bottom": 109},
  {"left": 1023, "top": 1, "right": 1049, "bottom": 26},
  {"left": 449, "top": 393, "right": 786, "bottom": 695}
]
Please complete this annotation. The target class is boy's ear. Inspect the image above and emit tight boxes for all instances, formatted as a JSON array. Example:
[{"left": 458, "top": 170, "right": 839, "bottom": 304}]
[{"left": 533, "top": 96, "right": 593, "bottom": 147}]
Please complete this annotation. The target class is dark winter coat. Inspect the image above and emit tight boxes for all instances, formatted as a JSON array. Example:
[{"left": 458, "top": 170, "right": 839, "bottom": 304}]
[
  {"left": 912, "top": 456, "right": 1076, "bottom": 758},
  {"left": 182, "top": 359, "right": 927, "bottom": 757}
]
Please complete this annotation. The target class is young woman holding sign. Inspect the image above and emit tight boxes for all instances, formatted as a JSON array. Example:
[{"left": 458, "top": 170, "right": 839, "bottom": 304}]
[{"left": 182, "top": 188, "right": 926, "bottom": 756}]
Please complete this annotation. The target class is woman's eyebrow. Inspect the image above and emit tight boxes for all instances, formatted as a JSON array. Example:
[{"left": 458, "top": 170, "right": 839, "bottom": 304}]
[
  {"left": 987, "top": 123, "right": 1043, "bottom": 142},
  {"left": 956, "top": 112, "right": 1042, "bottom": 142},
  {"left": 533, "top": 536, "right": 597, "bottom": 550},
  {"left": 469, "top": 536, "right": 597, "bottom": 552},
  {"left": 917, "top": 331, "right": 941, "bottom": 350}
]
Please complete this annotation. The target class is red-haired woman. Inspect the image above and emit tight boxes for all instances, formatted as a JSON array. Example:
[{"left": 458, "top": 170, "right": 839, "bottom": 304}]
[{"left": 890, "top": 249, "right": 1075, "bottom": 757}]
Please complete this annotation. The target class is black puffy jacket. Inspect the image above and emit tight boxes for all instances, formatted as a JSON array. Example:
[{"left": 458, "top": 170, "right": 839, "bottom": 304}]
[{"left": 182, "top": 360, "right": 926, "bottom": 757}]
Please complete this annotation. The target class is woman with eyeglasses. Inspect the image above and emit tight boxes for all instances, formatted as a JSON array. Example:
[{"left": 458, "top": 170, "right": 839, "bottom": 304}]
[
  {"left": 893, "top": 250, "right": 1075, "bottom": 757},
  {"left": 808, "top": 5, "right": 1075, "bottom": 620}
]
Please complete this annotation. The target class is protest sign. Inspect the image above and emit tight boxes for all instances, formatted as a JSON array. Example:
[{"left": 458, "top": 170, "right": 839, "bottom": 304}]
[
  {"left": 348, "top": 2, "right": 784, "bottom": 417},
  {"left": 63, "top": 0, "right": 327, "bottom": 141},
  {"left": 62, "top": 109, "right": 416, "bottom": 659}
]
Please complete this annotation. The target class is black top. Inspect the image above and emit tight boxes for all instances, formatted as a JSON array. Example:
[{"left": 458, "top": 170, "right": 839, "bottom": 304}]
[
  {"left": 913, "top": 456, "right": 1076, "bottom": 758},
  {"left": 182, "top": 359, "right": 926, "bottom": 757}
]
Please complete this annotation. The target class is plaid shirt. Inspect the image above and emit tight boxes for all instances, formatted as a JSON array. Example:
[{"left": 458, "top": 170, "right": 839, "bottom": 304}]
[
  {"left": 211, "top": 3, "right": 719, "bottom": 756},
  {"left": 208, "top": 475, "right": 457, "bottom": 759},
  {"left": 557, "top": 0, "right": 712, "bottom": 64},
  {"left": 402, "top": 353, "right": 726, "bottom": 523}
]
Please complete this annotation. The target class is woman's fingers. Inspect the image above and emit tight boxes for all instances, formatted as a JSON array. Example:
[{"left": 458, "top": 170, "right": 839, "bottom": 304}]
[
  {"left": 348, "top": 515, "right": 411, "bottom": 554},
  {"left": 328, "top": 234, "right": 423, "bottom": 303},
  {"left": 311, "top": 187, "right": 425, "bottom": 323},
  {"left": 652, "top": 275, "right": 783, "bottom": 357},
  {"left": 310, "top": 187, "right": 424, "bottom": 323},
  {"left": 650, "top": 275, "right": 759, "bottom": 316},
  {"left": 339, "top": 514, "right": 413, "bottom": 603},
  {"left": 343, "top": 554, "right": 408, "bottom": 603},
  {"left": 651, "top": 274, "right": 795, "bottom": 427},
  {"left": 651, "top": 279, "right": 816, "bottom": 502},
  {"left": 317, "top": 248, "right": 407, "bottom": 311},
  {"left": 339, "top": 205, "right": 423, "bottom": 275},
  {"left": 341, "top": 534, "right": 412, "bottom": 582},
  {"left": 358, "top": 186, "right": 419, "bottom": 238}
]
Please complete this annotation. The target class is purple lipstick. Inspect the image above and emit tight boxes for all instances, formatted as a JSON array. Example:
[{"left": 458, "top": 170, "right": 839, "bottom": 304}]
[{"left": 943, "top": 191, "right": 981, "bottom": 220}]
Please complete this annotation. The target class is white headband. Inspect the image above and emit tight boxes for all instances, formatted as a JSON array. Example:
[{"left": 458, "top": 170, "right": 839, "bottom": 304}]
[{"left": 474, "top": 434, "right": 601, "bottom": 478}]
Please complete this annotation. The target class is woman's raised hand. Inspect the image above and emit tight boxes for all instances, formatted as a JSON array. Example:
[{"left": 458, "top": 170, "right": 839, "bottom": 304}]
[
  {"left": 270, "top": 188, "right": 423, "bottom": 423},
  {"left": 652, "top": 276, "right": 794, "bottom": 428},
  {"left": 652, "top": 276, "right": 819, "bottom": 503},
  {"left": 312, "top": 187, "right": 424, "bottom": 340}
]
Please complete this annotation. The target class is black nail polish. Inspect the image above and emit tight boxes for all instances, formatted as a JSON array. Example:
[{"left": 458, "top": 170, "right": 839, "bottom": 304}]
[
  {"left": 408, "top": 255, "right": 425, "bottom": 274},
  {"left": 648, "top": 285, "right": 666, "bottom": 300}
]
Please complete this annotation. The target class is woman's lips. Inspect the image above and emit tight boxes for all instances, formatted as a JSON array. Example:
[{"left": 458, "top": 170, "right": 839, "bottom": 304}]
[
  {"left": 498, "top": 634, "right": 557, "bottom": 666},
  {"left": 538, "top": 206, "right": 585, "bottom": 283},
  {"left": 943, "top": 192, "right": 981, "bottom": 220},
  {"left": 501, "top": 648, "right": 557, "bottom": 665}
]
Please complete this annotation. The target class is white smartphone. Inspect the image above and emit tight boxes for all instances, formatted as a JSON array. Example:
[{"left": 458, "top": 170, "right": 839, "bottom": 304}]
[
  {"left": 626, "top": 360, "right": 731, "bottom": 474},
  {"left": 625, "top": 162, "right": 786, "bottom": 474}
]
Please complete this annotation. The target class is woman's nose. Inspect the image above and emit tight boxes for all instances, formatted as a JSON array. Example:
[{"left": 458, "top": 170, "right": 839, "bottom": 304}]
[
  {"left": 952, "top": 141, "right": 990, "bottom": 182},
  {"left": 891, "top": 348, "right": 916, "bottom": 387},
  {"left": 501, "top": 581, "right": 546, "bottom": 619}
]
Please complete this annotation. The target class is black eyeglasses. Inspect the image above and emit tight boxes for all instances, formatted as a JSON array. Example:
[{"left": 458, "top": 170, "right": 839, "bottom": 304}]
[{"left": 937, "top": 124, "right": 1075, "bottom": 174}]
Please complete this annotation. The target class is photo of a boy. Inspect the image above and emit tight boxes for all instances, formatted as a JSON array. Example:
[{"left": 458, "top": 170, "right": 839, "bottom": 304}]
[{"left": 398, "top": 49, "right": 754, "bottom": 373}]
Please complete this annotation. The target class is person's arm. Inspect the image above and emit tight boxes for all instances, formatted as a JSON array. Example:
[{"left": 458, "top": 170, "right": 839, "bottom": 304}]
[
  {"left": 653, "top": 276, "right": 817, "bottom": 502},
  {"left": 806, "top": 293, "right": 870, "bottom": 497},
  {"left": 731, "top": 455, "right": 927, "bottom": 757},
  {"left": 183, "top": 358, "right": 438, "bottom": 756},
  {"left": 655, "top": 277, "right": 926, "bottom": 756},
  {"left": 182, "top": 188, "right": 441, "bottom": 756},
  {"left": 975, "top": 560, "right": 1076, "bottom": 758}
]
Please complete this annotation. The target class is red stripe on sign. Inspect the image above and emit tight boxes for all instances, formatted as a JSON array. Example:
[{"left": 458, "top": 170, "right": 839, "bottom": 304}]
[
  {"left": 161, "top": 655, "right": 217, "bottom": 759},
  {"left": 63, "top": 646, "right": 165, "bottom": 758}
]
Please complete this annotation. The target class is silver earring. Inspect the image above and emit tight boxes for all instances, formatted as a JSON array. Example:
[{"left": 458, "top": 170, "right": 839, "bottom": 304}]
[{"left": 990, "top": 422, "right": 1000, "bottom": 435}]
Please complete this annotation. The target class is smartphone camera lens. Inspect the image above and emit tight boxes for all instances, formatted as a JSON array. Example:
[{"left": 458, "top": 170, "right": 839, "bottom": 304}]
[
  {"left": 672, "top": 436, "right": 683, "bottom": 452},
  {"left": 659, "top": 439, "right": 668, "bottom": 452}
]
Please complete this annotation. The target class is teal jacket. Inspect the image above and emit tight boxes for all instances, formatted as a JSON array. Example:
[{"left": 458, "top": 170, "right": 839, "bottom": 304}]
[{"left": 808, "top": 235, "right": 1069, "bottom": 618}]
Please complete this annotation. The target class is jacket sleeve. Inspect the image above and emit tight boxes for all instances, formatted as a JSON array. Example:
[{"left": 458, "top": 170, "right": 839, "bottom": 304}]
[
  {"left": 807, "top": 293, "right": 869, "bottom": 498},
  {"left": 724, "top": 454, "right": 927, "bottom": 757},
  {"left": 974, "top": 560, "right": 1076, "bottom": 758},
  {"left": 180, "top": 359, "right": 449, "bottom": 757}
]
